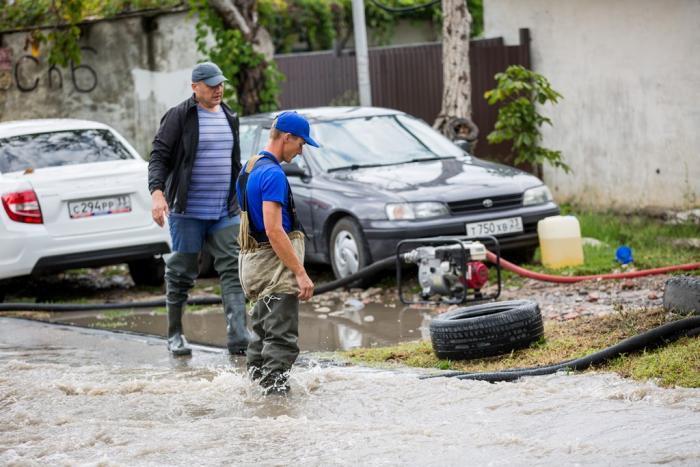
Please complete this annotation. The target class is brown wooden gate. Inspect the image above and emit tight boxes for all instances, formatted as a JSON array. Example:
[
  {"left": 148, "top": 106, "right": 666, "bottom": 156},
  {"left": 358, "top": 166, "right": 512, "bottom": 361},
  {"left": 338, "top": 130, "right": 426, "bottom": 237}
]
[{"left": 275, "top": 29, "right": 531, "bottom": 160}]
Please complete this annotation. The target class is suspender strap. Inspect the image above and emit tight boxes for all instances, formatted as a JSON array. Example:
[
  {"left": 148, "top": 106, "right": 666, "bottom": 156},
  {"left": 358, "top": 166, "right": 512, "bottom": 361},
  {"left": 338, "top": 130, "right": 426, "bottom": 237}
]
[{"left": 236, "top": 152, "right": 304, "bottom": 242}]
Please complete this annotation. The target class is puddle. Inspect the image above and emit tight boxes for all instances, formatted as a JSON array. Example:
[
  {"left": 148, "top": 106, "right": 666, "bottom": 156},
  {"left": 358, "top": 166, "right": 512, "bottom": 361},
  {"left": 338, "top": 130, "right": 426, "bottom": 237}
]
[{"left": 43, "top": 302, "right": 433, "bottom": 352}]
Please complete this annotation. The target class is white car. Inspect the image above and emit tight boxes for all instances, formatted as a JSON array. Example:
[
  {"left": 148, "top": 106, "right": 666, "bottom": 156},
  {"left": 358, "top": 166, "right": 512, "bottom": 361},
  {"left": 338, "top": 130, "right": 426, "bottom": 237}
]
[{"left": 0, "top": 119, "right": 171, "bottom": 301}]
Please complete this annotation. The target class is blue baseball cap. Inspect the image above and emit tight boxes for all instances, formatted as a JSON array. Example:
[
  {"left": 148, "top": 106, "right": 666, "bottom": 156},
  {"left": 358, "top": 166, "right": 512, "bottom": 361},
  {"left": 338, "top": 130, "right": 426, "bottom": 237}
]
[
  {"left": 192, "top": 62, "right": 227, "bottom": 86},
  {"left": 274, "top": 111, "right": 320, "bottom": 148}
]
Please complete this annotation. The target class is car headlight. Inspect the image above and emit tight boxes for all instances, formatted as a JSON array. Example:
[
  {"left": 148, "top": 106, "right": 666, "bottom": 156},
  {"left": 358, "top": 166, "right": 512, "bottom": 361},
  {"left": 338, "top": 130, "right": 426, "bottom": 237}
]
[
  {"left": 523, "top": 185, "right": 553, "bottom": 206},
  {"left": 385, "top": 202, "right": 448, "bottom": 220}
]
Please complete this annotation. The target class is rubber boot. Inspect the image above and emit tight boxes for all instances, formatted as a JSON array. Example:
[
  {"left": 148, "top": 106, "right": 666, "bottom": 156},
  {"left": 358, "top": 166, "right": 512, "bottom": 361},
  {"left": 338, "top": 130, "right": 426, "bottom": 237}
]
[
  {"left": 247, "top": 365, "right": 263, "bottom": 382},
  {"left": 167, "top": 303, "right": 192, "bottom": 356},
  {"left": 164, "top": 252, "right": 198, "bottom": 356},
  {"left": 260, "top": 370, "right": 290, "bottom": 396},
  {"left": 223, "top": 292, "right": 249, "bottom": 355}
]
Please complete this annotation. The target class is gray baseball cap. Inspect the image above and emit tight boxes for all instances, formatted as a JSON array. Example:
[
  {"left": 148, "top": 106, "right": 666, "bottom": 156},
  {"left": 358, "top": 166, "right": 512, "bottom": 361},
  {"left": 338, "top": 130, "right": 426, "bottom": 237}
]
[{"left": 191, "top": 62, "right": 227, "bottom": 86}]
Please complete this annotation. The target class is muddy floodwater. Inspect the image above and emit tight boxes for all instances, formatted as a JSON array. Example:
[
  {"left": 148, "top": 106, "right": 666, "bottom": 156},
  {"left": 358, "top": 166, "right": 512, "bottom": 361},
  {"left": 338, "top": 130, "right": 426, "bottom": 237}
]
[
  {"left": 1, "top": 318, "right": 699, "bottom": 465},
  {"left": 40, "top": 303, "right": 433, "bottom": 352}
]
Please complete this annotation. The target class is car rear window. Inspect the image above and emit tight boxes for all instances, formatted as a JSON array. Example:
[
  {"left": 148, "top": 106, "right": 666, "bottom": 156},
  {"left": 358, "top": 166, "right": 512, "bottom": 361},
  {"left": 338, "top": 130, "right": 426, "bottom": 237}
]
[{"left": 0, "top": 129, "right": 133, "bottom": 173}]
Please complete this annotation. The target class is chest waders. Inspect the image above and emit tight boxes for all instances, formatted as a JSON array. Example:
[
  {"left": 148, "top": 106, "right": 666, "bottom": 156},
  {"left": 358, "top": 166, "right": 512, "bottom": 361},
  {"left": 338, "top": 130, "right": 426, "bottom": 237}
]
[
  {"left": 236, "top": 152, "right": 305, "bottom": 394},
  {"left": 236, "top": 152, "right": 306, "bottom": 301}
]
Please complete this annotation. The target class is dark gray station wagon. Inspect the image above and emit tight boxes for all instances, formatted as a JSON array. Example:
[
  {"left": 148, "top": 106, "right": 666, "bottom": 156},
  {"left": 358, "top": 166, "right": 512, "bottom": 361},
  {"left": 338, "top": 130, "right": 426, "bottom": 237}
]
[{"left": 238, "top": 107, "right": 560, "bottom": 280}]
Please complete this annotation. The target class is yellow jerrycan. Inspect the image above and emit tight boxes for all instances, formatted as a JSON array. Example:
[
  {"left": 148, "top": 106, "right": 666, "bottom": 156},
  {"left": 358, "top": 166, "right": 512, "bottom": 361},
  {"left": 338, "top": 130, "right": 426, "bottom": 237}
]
[{"left": 537, "top": 215, "right": 584, "bottom": 268}]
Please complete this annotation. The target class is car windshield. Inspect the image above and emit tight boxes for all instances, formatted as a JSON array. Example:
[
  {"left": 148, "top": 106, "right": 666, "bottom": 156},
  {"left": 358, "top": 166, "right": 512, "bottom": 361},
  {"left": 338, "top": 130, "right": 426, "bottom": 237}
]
[
  {"left": 306, "top": 114, "right": 465, "bottom": 172},
  {"left": 0, "top": 129, "right": 132, "bottom": 173}
]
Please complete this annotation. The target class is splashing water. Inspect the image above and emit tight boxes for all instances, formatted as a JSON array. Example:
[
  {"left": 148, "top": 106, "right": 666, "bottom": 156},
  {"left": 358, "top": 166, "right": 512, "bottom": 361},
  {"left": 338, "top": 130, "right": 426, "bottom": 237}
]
[{"left": 1, "top": 318, "right": 699, "bottom": 466}]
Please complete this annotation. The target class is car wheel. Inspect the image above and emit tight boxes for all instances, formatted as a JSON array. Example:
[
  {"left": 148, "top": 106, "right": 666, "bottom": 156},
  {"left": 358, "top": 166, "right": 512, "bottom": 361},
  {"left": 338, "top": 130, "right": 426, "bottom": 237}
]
[
  {"left": 128, "top": 257, "right": 165, "bottom": 287},
  {"left": 329, "top": 217, "right": 372, "bottom": 285}
]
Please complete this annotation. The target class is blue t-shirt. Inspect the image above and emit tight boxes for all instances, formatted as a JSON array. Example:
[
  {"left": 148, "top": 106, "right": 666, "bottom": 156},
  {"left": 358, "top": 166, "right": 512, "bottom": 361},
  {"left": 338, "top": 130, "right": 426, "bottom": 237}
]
[{"left": 237, "top": 153, "right": 293, "bottom": 233}]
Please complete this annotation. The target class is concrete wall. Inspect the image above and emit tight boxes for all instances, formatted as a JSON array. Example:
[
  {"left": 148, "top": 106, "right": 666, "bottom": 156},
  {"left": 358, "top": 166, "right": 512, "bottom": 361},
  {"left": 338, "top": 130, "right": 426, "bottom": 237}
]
[
  {"left": 0, "top": 12, "right": 201, "bottom": 158},
  {"left": 484, "top": 0, "right": 700, "bottom": 209}
]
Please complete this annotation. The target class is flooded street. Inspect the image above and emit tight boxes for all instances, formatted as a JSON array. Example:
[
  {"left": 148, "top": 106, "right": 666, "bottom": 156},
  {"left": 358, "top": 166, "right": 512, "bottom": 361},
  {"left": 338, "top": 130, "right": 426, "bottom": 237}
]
[{"left": 2, "top": 317, "right": 699, "bottom": 465}]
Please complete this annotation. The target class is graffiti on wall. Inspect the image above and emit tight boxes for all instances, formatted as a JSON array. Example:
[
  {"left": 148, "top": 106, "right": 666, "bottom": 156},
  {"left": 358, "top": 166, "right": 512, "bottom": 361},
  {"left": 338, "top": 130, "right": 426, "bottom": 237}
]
[{"left": 0, "top": 46, "right": 98, "bottom": 93}]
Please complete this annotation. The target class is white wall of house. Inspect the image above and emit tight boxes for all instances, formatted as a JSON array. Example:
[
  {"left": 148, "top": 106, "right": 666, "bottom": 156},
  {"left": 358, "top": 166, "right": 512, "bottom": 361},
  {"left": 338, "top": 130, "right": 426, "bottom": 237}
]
[{"left": 484, "top": 0, "right": 700, "bottom": 209}]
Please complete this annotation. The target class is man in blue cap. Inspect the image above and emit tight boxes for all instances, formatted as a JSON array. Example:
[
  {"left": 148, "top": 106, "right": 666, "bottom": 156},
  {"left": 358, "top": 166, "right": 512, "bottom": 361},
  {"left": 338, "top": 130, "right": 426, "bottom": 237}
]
[
  {"left": 148, "top": 62, "right": 249, "bottom": 357},
  {"left": 236, "top": 111, "right": 320, "bottom": 395}
]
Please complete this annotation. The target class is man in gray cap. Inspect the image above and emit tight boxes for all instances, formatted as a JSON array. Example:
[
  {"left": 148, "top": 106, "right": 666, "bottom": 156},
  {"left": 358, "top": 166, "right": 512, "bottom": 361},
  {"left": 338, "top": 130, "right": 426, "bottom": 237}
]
[{"left": 148, "top": 62, "right": 249, "bottom": 357}]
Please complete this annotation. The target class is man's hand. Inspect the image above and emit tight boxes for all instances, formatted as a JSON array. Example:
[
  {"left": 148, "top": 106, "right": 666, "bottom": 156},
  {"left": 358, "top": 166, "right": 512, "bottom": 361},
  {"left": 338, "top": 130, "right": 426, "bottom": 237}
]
[
  {"left": 151, "top": 190, "right": 169, "bottom": 227},
  {"left": 295, "top": 270, "right": 314, "bottom": 301}
]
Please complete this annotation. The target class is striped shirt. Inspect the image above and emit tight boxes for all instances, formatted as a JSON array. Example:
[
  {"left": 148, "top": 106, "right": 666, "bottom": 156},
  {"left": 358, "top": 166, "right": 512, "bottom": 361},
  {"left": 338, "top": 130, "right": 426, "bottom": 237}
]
[{"left": 183, "top": 106, "right": 234, "bottom": 219}]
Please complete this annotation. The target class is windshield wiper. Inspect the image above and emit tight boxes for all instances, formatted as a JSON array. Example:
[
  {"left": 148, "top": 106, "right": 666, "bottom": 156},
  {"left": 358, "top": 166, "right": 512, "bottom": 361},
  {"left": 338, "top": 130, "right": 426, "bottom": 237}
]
[
  {"left": 407, "top": 155, "right": 457, "bottom": 163},
  {"left": 327, "top": 163, "right": 390, "bottom": 173},
  {"left": 327, "top": 156, "right": 457, "bottom": 173}
]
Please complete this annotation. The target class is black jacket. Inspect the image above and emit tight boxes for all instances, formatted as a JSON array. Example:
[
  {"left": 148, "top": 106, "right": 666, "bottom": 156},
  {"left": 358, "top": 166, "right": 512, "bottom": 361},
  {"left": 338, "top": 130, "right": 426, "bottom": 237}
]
[{"left": 148, "top": 95, "right": 242, "bottom": 216}]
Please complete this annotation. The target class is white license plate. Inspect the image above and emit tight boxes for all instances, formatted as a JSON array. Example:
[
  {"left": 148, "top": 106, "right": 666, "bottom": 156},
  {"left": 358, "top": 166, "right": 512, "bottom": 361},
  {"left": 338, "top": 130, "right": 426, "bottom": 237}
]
[
  {"left": 68, "top": 195, "right": 132, "bottom": 219},
  {"left": 466, "top": 217, "right": 523, "bottom": 237}
]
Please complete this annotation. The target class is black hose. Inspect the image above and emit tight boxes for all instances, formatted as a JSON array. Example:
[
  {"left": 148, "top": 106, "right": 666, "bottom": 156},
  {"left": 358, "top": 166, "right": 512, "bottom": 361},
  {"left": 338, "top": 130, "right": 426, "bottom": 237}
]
[
  {"left": 315, "top": 256, "right": 396, "bottom": 294},
  {"left": 420, "top": 316, "right": 700, "bottom": 382},
  {"left": 0, "top": 256, "right": 396, "bottom": 312}
]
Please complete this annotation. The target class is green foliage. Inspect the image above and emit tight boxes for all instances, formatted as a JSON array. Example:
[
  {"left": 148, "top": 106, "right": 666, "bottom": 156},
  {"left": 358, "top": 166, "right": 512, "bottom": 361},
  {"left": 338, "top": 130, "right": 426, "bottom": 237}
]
[
  {"left": 0, "top": 0, "right": 49, "bottom": 31},
  {"left": 258, "top": 0, "right": 483, "bottom": 54},
  {"left": 259, "top": 0, "right": 337, "bottom": 54},
  {"left": 189, "top": 0, "right": 281, "bottom": 114},
  {"left": 46, "top": 0, "right": 84, "bottom": 67},
  {"left": 0, "top": 0, "right": 181, "bottom": 66},
  {"left": 485, "top": 65, "right": 569, "bottom": 172}
]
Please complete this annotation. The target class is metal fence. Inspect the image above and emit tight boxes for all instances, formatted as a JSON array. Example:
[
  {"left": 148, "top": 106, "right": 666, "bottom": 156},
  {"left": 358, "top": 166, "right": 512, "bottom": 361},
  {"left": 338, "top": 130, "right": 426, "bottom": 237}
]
[{"left": 275, "top": 29, "right": 531, "bottom": 160}]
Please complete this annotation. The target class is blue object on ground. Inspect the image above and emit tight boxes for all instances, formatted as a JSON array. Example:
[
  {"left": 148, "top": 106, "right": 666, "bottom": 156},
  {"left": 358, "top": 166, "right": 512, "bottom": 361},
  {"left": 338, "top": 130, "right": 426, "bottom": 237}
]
[{"left": 615, "top": 245, "right": 633, "bottom": 264}]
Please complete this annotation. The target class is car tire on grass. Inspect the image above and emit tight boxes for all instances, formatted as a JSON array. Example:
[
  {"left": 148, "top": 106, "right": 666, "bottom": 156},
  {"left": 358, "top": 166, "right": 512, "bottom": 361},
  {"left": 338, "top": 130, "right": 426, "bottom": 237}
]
[
  {"left": 128, "top": 257, "right": 165, "bottom": 287},
  {"left": 663, "top": 275, "right": 700, "bottom": 315},
  {"left": 329, "top": 217, "right": 374, "bottom": 287},
  {"left": 429, "top": 300, "right": 544, "bottom": 360}
]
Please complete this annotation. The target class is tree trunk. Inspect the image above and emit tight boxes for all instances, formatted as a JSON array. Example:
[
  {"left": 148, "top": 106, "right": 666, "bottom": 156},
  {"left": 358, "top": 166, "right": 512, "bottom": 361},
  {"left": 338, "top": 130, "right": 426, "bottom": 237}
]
[
  {"left": 433, "top": 0, "right": 478, "bottom": 147},
  {"left": 208, "top": 0, "right": 274, "bottom": 59},
  {"left": 208, "top": 0, "right": 275, "bottom": 114}
]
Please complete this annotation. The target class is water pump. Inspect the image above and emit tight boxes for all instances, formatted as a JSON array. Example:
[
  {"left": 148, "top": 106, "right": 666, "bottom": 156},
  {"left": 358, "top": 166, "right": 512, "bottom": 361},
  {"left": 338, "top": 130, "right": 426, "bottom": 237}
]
[{"left": 396, "top": 236, "right": 502, "bottom": 305}]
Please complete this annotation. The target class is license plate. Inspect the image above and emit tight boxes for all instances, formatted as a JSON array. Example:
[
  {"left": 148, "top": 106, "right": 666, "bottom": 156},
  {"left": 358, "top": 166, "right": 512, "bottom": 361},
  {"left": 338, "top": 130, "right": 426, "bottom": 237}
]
[
  {"left": 466, "top": 217, "right": 523, "bottom": 237},
  {"left": 68, "top": 195, "right": 132, "bottom": 219}
]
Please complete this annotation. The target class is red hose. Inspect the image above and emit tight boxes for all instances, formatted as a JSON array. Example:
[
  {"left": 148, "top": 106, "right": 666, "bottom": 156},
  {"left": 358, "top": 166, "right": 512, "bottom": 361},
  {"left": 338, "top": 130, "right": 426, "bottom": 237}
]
[{"left": 486, "top": 251, "right": 700, "bottom": 283}]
